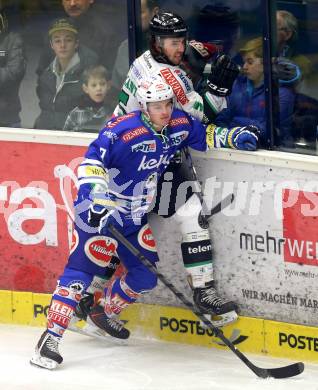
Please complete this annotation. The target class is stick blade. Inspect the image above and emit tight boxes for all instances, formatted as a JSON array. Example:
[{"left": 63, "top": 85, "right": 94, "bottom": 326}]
[{"left": 256, "top": 362, "right": 304, "bottom": 379}]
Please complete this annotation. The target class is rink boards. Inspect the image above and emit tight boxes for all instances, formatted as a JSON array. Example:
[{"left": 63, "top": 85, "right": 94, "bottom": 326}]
[{"left": 1, "top": 289, "right": 318, "bottom": 363}]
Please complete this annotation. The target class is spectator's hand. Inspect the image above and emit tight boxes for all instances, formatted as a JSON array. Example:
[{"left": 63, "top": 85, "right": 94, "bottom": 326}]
[
  {"left": 206, "top": 55, "right": 240, "bottom": 97},
  {"left": 229, "top": 125, "right": 260, "bottom": 151}
]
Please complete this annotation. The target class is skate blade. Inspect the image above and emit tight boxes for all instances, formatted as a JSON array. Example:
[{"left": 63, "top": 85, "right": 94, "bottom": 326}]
[
  {"left": 200, "top": 311, "right": 238, "bottom": 328},
  {"left": 30, "top": 354, "right": 58, "bottom": 370}
]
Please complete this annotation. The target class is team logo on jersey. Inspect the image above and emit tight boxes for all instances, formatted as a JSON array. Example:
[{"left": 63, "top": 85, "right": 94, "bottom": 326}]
[
  {"left": 122, "top": 126, "right": 149, "bottom": 142},
  {"left": 137, "top": 153, "right": 174, "bottom": 171},
  {"left": 84, "top": 236, "right": 118, "bottom": 267},
  {"left": 131, "top": 140, "right": 156, "bottom": 153},
  {"left": 170, "top": 131, "right": 189, "bottom": 146},
  {"left": 175, "top": 69, "right": 192, "bottom": 92},
  {"left": 108, "top": 113, "right": 135, "bottom": 129},
  {"left": 138, "top": 224, "right": 157, "bottom": 252},
  {"left": 160, "top": 68, "right": 189, "bottom": 105}
]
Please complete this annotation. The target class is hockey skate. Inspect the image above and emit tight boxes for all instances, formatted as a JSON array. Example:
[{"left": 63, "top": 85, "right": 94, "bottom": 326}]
[
  {"left": 88, "top": 304, "right": 130, "bottom": 339},
  {"left": 30, "top": 330, "right": 63, "bottom": 370},
  {"left": 193, "top": 284, "right": 238, "bottom": 327},
  {"left": 72, "top": 290, "right": 130, "bottom": 340}
]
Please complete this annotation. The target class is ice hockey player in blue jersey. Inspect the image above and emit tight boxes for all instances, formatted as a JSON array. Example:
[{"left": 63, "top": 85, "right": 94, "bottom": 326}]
[{"left": 30, "top": 78, "right": 259, "bottom": 369}]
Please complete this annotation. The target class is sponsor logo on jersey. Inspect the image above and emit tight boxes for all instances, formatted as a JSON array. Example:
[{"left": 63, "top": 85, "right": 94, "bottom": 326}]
[
  {"left": 56, "top": 288, "right": 69, "bottom": 297},
  {"left": 137, "top": 153, "right": 174, "bottom": 171},
  {"left": 122, "top": 126, "right": 149, "bottom": 142},
  {"left": 84, "top": 236, "right": 118, "bottom": 267},
  {"left": 131, "top": 64, "right": 143, "bottom": 80},
  {"left": 143, "top": 52, "right": 153, "bottom": 70},
  {"left": 84, "top": 165, "right": 106, "bottom": 178},
  {"left": 138, "top": 224, "right": 157, "bottom": 252},
  {"left": 108, "top": 113, "right": 135, "bottom": 129},
  {"left": 102, "top": 130, "right": 119, "bottom": 142},
  {"left": 175, "top": 69, "right": 192, "bottom": 92},
  {"left": 132, "top": 140, "right": 156, "bottom": 153},
  {"left": 68, "top": 280, "right": 85, "bottom": 293},
  {"left": 170, "top": 131, "right": 189, "bottom": 146},
  {"left": 169, "top": 117, "right": 189, "bottom": 127},
  {"left": 160, "top": 68, "right": 189, "bottom": 105},
  {"left": 47, "top": 300, "right": 74, "bottom": 327},
  {"left": 105, "top": 293, "right": 130, "bottom": 315}
]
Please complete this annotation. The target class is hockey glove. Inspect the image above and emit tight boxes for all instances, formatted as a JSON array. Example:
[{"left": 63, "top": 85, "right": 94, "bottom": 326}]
[
  {"left": 181, "top": 40, "right": 220, "bottom": 76},
  {"left": 88, "top": 203, "right": 109, "bottom": 231},
  {"left": 206, "top": 55, "right": 240, "bottom": 97},
  {"left": 273, "top": 57, "right": 301, "bottom": 86},
  {"left": 206, "top": 124, "right": 260, "bottom": 151}
]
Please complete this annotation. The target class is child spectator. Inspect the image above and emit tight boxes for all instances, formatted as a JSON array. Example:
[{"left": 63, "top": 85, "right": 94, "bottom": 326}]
[
  {"left": 34, "top": 18, "right": 98, "bottom": 130},
  {"left": 63, "top": 65, "right": 112, "bottom": 132},
  {"left": 215, "top": 37, "right": 295, "bottom": 147}
]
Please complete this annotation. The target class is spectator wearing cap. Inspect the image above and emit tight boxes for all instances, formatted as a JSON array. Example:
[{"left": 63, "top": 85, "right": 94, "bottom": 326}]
[
  {"left": 215, "top": 37, "right": 296, "bottom": 147},
  {"left": 37, "top": 0, "right": 126, "bottom": 76},
  {"left": 0, "top": 10, "right": 26, "bottom": 127},
  {"left": 34, "top": 18, "right": 98, "bottom": 130}
]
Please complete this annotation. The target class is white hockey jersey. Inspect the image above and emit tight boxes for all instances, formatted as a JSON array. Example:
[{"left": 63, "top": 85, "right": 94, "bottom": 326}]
[{"left": 113, "top": 50, "right": 205, "bottom": 121}]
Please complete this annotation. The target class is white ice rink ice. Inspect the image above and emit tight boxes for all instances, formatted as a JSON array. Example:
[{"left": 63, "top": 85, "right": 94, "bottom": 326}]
[{"left": 1, "top": 324, "right": 318, "bottom": 390}]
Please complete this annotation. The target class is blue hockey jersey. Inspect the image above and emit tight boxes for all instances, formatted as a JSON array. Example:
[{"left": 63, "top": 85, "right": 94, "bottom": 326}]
[{"left": 77, "top": 108, "right": 207, "bottom": 232}]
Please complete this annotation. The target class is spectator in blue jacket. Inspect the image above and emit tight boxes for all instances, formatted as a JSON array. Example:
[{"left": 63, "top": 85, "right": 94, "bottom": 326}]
[{"left": 215, "top": 37, "right": 295, "bottom": 147}]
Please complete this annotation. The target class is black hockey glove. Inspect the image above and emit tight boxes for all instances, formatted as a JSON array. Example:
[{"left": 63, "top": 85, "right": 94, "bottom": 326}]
[
  {"left": 87, "top": 203, "right": 109, "bottom": 232},
  {"left": 206, "top": 54, "right": 240, "bottom": 97},
  {"left": 273, "top": 57, "right": 301, "bottom": 86},
  {"left": 181, "top": 40, "right": 220, "bottom": 76}
]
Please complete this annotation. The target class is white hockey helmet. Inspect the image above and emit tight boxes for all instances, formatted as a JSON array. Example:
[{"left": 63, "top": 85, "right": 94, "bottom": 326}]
[{"left": 136, "top": 77, "right": 174, "bottom": 113}]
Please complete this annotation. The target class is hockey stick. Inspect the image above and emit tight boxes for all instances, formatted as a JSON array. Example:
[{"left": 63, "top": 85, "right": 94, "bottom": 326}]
[
  {"left": 108, "top": 223, "right": 304, "bottom": 379},
  {"left": 182, "top": 148, "right": 234, "bottom": 228}
]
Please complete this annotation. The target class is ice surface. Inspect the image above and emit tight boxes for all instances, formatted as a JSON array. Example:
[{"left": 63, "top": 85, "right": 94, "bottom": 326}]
[{"left": 0, "top": 324, "right": 318, "bottom": 390}]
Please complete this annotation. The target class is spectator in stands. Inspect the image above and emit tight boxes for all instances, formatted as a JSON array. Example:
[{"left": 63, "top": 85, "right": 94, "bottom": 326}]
[
  {"left": 215, "top": 37, "right": 295, "bottom": 147},
  {"left": 276, "top": 10, "right": 312, "bottom": 78},
  {"left": 34, "top": 18, "right": 98, "bottom": 130},
  {"left": 111, "top": 0, "right": 159, "bottom": 92},
  {"left": 0, "top": 10, "right": 26, "bottom": 127},
  {"left": 277, "top": 10, "right": 318, "bottom": 150},
  {"left": 37, "top": 0, "right": 126, "bottom": 75},
  {"left": 63, "top": 65, "right": 112, "bottom": 132}
]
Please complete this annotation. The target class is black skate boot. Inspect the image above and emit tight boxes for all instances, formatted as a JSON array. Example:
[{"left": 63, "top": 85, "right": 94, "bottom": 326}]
[
  {"left": 74, "top": 292, "right": 95, "bottom": 321},
  {"left": 30, "top": 330, "right": 63, "bottom": 370},
  {"left": 193, "top": 284, "right": 238, "bottom": 327},
  {"left": 88, "top": 304, "right": 130, "bottom": 339}
]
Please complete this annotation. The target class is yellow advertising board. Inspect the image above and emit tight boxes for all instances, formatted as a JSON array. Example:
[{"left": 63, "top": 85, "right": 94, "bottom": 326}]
[{"left": 1, "top": 289, "right": 317, "bottom": 362}]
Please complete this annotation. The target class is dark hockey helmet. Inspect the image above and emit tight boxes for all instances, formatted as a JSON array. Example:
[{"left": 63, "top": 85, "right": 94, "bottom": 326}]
[
  {"left": 149, "top": 11, "right": 187, "bottom": 38},
  {"left": 149, "top": 11, "right": 187, "bottom": 65}
]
